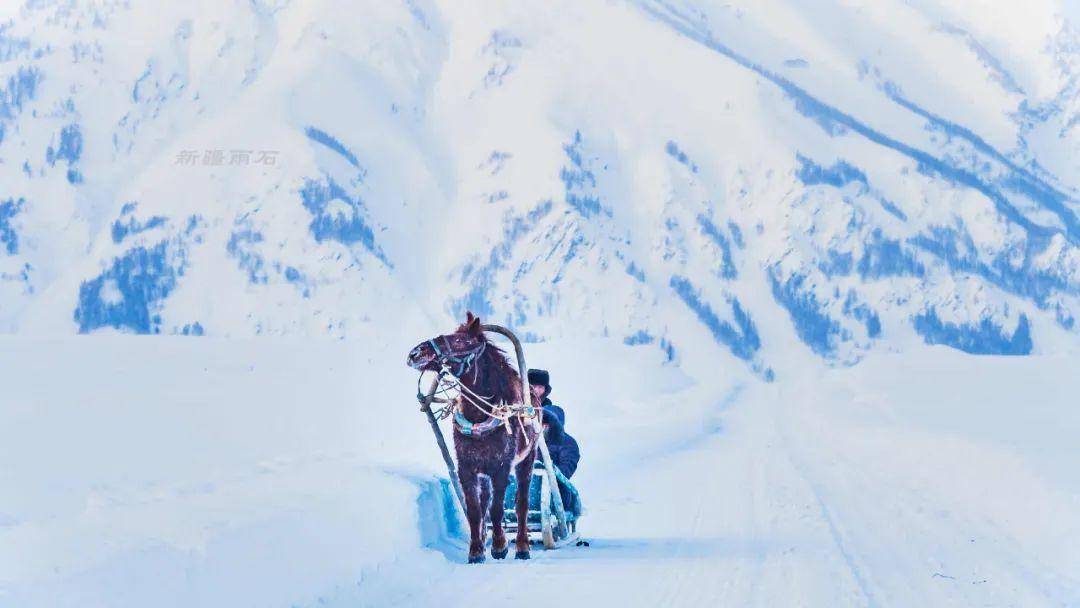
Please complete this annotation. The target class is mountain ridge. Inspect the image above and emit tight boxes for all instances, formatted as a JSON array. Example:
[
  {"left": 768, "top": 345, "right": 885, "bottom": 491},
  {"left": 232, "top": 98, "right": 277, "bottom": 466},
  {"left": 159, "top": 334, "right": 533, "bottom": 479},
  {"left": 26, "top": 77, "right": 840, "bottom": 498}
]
[{"left": 0, "top": 0, "right": 1078, "bottom": 376}]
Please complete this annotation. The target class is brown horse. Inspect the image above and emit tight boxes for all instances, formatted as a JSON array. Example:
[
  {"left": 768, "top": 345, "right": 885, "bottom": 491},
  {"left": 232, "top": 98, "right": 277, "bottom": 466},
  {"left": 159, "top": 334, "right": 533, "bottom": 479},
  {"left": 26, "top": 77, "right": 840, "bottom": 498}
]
[{"left": 406, "top": 312, "right": 539, "bottom": 563}]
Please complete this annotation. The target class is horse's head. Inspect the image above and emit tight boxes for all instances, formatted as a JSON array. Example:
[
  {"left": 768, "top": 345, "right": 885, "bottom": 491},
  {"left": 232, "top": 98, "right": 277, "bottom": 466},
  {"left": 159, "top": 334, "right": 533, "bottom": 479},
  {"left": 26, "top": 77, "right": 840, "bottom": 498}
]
[{"left": 406, "top": 312, "right": 488, "bottom": 376}]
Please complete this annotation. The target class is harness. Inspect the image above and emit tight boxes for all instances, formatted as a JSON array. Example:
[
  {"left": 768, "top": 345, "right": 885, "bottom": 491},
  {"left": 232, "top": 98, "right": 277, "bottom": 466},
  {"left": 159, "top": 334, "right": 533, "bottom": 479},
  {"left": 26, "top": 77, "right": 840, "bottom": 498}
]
[
  {"left": 453, "top": 408, "right": 506, "bottom": 437},
  {"left": 415, "top": 349, "right": 538, "bottom": 439}
]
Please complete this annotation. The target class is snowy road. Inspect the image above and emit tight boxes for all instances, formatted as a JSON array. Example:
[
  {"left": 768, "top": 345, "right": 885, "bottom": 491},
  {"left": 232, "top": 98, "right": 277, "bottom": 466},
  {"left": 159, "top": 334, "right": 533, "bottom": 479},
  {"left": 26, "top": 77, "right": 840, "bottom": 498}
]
[
  {"left": 3, "top": 338, "right": 1079, "bottom": 607},
  {"left": 380, "top": 357, "right": 1080, "bottom": 607}
]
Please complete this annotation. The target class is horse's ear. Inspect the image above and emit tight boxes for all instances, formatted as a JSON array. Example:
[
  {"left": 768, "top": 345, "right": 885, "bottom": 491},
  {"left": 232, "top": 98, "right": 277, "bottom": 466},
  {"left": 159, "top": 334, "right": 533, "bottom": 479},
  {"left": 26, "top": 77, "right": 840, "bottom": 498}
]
[
  {"left": 465, "top": 311, "right": 475, "bottom": 324},
  {"left": 466, "top": 314, "right": 482, "bottom": 335}
]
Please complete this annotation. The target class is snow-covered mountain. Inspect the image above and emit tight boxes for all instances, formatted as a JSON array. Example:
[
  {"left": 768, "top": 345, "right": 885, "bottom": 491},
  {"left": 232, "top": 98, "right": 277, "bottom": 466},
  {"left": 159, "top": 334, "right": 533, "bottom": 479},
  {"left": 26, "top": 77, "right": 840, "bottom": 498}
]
[
  {"left": 5, "top": 4, "right": 1080, "bottom": 605},
  {"left": 1, "top": 0, "right": 1079, "bottom": 376}
]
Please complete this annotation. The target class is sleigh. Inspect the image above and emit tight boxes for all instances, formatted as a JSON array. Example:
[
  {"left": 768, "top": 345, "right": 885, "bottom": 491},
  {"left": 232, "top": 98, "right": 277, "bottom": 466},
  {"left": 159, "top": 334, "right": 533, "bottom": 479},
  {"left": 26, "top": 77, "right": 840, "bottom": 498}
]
[
  {"left": 415, "top": 323, "right": 582, "bottom": 550},
  {"left": 499, "top": 460, "right": 582, "bottom": 548}
]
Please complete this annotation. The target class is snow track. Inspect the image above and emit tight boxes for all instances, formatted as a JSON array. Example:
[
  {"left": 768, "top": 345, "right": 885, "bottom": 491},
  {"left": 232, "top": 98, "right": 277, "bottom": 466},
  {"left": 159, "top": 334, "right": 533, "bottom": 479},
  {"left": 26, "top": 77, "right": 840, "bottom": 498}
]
[
  {"left": 387, "top": 349, "right": 1080, "bottom": 607},
  {"left": 3, "top": 338, "right": 1079, "bottom": 607}
]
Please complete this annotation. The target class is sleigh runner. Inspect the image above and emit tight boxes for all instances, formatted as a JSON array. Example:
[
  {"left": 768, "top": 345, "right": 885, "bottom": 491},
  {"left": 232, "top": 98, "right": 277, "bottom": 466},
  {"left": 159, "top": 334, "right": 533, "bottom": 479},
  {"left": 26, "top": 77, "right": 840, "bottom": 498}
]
[{"left": 408, "top": 316, "right": 582, "bottom": 561}]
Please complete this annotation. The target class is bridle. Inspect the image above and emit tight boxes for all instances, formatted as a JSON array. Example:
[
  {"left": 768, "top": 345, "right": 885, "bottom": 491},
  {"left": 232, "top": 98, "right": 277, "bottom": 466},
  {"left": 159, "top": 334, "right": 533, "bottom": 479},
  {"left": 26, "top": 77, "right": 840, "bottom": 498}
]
[{"left": 425, "top": 334, "right": 487, "bottom": 381}]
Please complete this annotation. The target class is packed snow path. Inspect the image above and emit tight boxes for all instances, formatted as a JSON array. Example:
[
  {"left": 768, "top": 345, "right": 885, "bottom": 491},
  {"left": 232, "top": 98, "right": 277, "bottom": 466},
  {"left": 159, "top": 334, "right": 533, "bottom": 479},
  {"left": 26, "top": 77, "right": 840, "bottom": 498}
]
[
  {"left": 2, "top": 338, "right": 1079, "bottom": 606},
  {"left": 402, "top": 365, "right": 1080, "bottom": 607}
]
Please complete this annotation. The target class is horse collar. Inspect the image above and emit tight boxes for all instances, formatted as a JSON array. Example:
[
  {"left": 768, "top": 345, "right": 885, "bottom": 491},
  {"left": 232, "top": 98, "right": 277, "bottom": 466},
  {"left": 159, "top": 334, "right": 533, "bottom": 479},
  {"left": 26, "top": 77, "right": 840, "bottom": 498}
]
[{"left": 453, "top": 409, "right": 505, "bottom": 437}]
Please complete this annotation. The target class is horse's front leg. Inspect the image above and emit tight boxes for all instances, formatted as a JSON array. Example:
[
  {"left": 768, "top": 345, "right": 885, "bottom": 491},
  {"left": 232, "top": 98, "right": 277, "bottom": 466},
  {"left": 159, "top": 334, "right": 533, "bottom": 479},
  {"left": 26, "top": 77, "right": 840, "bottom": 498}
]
[
  {"left": 488, "top": 466, "right": 511, "bottom": 559},
  {"left": 459, "top": 466, "right": 485, "bottom": 563},
  {"left": 513, "top": 456, "right": 535, "bottom": 559},
  {"left": 478, "top": 475, "right": 491, "bottom": 548}
]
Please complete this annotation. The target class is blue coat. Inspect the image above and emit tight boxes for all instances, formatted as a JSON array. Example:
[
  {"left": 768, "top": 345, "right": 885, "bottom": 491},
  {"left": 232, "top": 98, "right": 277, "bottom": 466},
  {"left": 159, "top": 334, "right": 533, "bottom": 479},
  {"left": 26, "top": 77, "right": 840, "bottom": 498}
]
[
  {"left": 541, "top": 399, "right": 565, "bottom": 426},
  {"left": 543, "top": 404, "right": 579, "bottom": 479}
]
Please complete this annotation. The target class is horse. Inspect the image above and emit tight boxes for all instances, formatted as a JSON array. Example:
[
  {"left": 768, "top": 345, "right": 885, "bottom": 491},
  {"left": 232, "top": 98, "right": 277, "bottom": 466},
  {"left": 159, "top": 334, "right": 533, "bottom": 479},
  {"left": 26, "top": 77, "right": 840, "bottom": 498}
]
[{"left": 406, "top": 312, "right": 540, "bottom": 563}]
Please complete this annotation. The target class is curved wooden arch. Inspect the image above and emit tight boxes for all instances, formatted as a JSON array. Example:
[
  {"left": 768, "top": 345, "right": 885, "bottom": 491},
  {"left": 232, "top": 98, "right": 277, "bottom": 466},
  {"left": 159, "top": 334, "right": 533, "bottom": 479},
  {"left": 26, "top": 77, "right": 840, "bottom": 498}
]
[{"left": 482, "top": 323, "right": 570, "bottom": 546}]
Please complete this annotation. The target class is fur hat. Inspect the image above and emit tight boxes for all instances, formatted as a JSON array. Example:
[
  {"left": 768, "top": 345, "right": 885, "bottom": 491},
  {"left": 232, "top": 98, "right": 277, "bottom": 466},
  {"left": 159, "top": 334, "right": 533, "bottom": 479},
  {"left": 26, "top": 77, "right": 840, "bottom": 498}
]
[{"left": 527, "top": 368, "right": 551, "bottom": 397}]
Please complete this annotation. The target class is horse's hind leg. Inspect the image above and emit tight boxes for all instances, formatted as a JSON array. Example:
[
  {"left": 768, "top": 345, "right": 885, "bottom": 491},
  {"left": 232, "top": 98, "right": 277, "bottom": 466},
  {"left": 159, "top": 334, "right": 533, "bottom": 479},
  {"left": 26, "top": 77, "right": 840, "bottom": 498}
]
[
  {"left": 513, "top": 457, "right": 534, "bottom": 559},
  {"left": 460, "top": 467, "right": 485, "bottom": 564},
  {"left": 488, "top": 466, "right": 510, "bottom": 559}
]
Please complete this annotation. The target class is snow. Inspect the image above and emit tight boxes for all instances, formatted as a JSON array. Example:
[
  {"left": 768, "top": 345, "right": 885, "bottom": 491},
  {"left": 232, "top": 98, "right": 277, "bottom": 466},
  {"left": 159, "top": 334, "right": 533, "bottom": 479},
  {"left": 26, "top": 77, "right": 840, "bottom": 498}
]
[
  {"left": 2, "top": 0, "right": 1080, "bottom": 604},
  {"left": 3, "top": 336, "right": 1079, "bottom": 606},
  {"left": 0, "top": 0, "right": 1077, "bottom": 367}
]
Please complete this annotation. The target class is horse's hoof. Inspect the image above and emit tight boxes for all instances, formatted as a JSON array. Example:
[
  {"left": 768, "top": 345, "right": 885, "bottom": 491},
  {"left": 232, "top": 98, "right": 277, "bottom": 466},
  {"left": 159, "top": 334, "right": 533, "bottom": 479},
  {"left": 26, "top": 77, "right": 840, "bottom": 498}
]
[
  {"left": 492, "top": 546, "right": 509, "bottom": 560},
  {"left": 514, "top": 551, "right": 530, "bottom": 560},
  {"left": 467, "top": 554, "right": 485, "bottom": 564}
]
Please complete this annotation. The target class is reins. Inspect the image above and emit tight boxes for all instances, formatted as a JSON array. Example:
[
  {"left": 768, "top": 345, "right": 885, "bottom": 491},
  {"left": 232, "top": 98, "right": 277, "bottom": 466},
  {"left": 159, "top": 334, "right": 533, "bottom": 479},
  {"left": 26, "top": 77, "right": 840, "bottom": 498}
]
[{"left": 416, "top": 357, "right": 538, "bottom": 437}]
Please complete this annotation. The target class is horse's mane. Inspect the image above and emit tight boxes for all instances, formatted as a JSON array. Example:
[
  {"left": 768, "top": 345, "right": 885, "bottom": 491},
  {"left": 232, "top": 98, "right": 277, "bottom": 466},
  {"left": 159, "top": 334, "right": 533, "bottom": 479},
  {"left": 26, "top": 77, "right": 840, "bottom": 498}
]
[{"left": 455, "top": 323, "right": 521, "bottom": 405}]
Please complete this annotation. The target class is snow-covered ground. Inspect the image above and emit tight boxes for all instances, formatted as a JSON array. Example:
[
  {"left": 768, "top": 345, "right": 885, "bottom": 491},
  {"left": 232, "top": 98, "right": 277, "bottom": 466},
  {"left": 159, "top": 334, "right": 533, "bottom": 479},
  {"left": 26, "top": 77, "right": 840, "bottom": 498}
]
[{"left": 3, "top": 336, "right": 1078, "bottom": 606}]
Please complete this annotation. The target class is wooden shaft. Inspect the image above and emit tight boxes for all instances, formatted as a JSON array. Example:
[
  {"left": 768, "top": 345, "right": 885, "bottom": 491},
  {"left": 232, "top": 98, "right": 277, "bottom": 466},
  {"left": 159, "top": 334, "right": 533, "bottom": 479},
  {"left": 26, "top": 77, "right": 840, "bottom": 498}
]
[
  {"left": 481, "top": 324, "right": 570, "bottom": 538},
  {"left": 419, "top": 375, "right": 466, "bottom": 512},
  {"left": 534, "top": 426, "right": 570, "bottom": 537}
]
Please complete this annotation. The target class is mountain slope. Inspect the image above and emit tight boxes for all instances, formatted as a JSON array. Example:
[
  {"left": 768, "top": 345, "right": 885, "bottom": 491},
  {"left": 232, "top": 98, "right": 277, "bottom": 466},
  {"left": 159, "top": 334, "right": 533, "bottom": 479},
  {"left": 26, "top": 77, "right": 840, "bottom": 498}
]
[{"left": 0, "top": 0, "right": 1078, "bottom": 375}]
